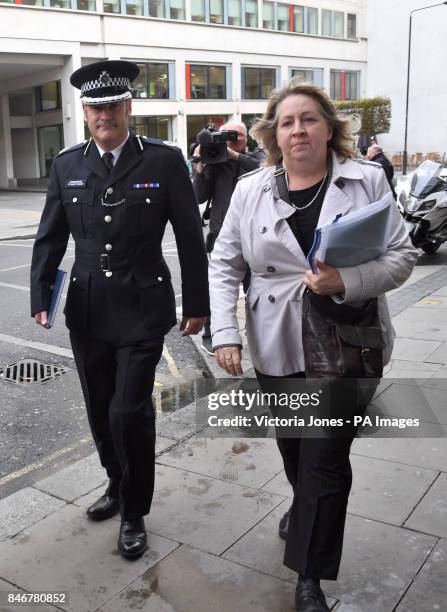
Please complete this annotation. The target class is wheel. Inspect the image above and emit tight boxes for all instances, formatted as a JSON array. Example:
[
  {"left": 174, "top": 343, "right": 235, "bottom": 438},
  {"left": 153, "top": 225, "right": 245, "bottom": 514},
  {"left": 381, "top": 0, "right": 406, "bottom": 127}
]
[{"left": 421, "top": 240, "right": 442, "bottom": 254}]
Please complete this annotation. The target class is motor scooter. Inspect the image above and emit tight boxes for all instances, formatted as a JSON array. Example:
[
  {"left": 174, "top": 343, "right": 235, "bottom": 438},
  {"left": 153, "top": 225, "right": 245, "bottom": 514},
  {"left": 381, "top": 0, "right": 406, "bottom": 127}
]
[{"left": 395, "top": 160, "right": 447, "bottom": 254}]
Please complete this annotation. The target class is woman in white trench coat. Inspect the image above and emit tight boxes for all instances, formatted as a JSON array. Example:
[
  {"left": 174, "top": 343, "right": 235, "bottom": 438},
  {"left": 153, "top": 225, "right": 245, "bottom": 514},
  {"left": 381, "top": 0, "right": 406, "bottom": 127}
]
[{"left": 209, "top": 80, "right": 417, "bottom": 612}]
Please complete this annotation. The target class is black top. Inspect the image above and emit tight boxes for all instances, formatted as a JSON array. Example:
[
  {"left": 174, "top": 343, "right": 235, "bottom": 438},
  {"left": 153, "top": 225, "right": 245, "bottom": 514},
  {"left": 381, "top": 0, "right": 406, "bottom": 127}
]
[{"left": 287, "top": 178, "right": 326, "bottom": 257}]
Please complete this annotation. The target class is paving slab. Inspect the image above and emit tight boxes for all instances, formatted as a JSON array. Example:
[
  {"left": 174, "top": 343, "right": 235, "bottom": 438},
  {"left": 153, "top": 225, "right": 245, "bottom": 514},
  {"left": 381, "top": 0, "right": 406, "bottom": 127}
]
[
  {"left": 98, "top": 544, "right": 309, "bottom": 612},
  {"left": 414, "top": 294, "right": 447, "bottom": 309},
  {"left": 391, "top": 338, "right": 442, "bottom": 362},
  {"left": 383, "top": 359, "right": 441, "bottom": 381},
  {"left": 0, "top": 487, "right": 65, "bottom": 541},
  {"left": 352, "top": 438, "right": 447, "bottom": 472},
  {"left": 395, "top": 539, "right": 447, "bottom": 612},
  {"left": 35, "top": 453, "right": 107, "bottom": 502},
  {"left": 371, "top": 382, "right": 447, "bottom": 426},
  {"left": 261, "top": 471, "right": 291, "bottom": 498},
  {"left": 392, "top": 307, "right": 447, "bottom": 341},
  {"left": 433, "top": 283, "right": 447, "bottom": 296},
  {"left": 320, "top": 514, "right": 436, "bottom": 612},
  {"left": 76, "top": 464, "right": 284, "bottom": 555},
  {"left": 348, "top": 455, "right": 438, "bottom": 525},
  {"left": 0, "top": 577, "right": 57, "bottom": 612},
  {"left": 0, "top": 504, "right": 179, "bottom": 612},
  {"left": 157, "top": 437, "right": 284, "bottom": 488},
  {"left": 404, "top": 472, "right": 447, "bottom": 538},
  {"left": 424, "top": 341, "right": 447, "bottom": 364}
]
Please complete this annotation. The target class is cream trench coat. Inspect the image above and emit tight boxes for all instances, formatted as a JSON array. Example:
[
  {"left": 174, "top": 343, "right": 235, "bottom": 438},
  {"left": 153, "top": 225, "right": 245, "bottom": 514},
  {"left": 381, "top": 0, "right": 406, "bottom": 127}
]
[{"left": 209, "top": 151, "right": 418, "bottom": 376}]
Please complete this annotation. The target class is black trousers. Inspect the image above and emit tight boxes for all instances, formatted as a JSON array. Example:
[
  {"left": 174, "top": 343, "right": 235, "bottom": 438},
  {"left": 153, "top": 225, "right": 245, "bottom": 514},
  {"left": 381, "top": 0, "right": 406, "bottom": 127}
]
[
  {"left": 256, "top": 370, "right": 355, "bottom": 581},
  {"left": 70, "top": 332, "right": 163, "bottom": 520}
]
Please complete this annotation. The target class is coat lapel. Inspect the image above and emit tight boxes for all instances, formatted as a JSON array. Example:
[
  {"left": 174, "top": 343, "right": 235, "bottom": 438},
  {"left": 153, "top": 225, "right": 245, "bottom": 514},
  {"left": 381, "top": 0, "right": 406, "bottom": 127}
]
[{"left": 106, "top": 135, "right": 142, "bottom": 188}]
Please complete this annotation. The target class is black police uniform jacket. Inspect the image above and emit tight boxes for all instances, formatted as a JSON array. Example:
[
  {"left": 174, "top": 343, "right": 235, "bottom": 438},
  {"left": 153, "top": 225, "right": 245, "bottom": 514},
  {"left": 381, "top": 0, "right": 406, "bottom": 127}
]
[{"left": 30, "top": 132, "right": 210, "bottom": 344}]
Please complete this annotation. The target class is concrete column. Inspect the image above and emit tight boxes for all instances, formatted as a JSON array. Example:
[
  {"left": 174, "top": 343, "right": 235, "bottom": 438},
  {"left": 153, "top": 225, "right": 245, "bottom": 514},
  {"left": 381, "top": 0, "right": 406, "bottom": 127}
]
[
  {"left": 0, "top": 94, "right": 15, "bottom": 188},
  {"left": 60, "top": 52, "right": 85, "bottom": 148}
]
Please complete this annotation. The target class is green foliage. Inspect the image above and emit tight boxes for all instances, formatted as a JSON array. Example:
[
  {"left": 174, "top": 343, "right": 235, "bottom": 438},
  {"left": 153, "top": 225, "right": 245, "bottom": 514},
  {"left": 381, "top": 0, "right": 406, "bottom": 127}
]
[{"left": 336, "top": 97, "right": 391, "bottom": 135}]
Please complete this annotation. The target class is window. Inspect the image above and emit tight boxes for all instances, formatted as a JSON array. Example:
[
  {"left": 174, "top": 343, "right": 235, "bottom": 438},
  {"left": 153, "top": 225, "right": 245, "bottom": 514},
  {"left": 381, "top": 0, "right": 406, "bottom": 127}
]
[
  {"left": 263, "top": 1, "right": 274, "bottom": 29},
  {"left": 242, "top": 113, "right": 262, "bottom": 151},
  {"left": 277, "top": 3, "right": 289, "bottom": 31},
  {"left": 38, "top": 126, "right": 63, "bottom": 178},
  {"left": 37, "top": 82, "right": 61, "bottom": 112},
  {"left": 49, "top": 0, "right": 70, "bottom": 7},
  {"left": 133, "top": 63, "right": 172, "bottom": 99},
  {"left": 104, "top": 0, "right": 120, "bottom": 12},
  {"left": 293, "top": 6, "right": 304, "bottom": 33},
  {"left": 77, "top": 0, "right": 96, "bottom": 9},
  {"left": 187, "top": 115, "right": 227, "bottom": 152},
  {"left": 126, "top": 0, "right": 144, "bottom": 15},
  {"left": 347, "top": 14, "right": 357, "bottom": 39},
  {"left": 209, "top": 0, "right": 224, "bottom": 23},
  {"left": 322, "top": 10, "right": 344, "bottom": 38},
  {"left": 187, "top": 64, "right": 227, "bottom": 99},
  {"left": 129, "top": 116, "right": 172, "bottom": 141},
  {"left": 242, "top": 67, "right": 277, "bottom": 99},
  {"left": 290, "top": 68, "right": 323, "bottom": 87},
  {"left": 306, "top": 6, "right": 317, "bottom": 34},
  {"left": 149, "top": 0, "right": 165, "bottom": 16},
  {"left": 191, "top": 0, "right": 206, "bottom": 21},
  {"left": 245, "top": 0, "right": 257, "bottom": 27},
  {"left": 330, "top": 70, "right": 360, "bottom": 101},
  {"left": 228, "top": 0, "right": 242, "bottom": 25},
  {"left": 169, "top": 0, "right": 185, "bottom": 19}
]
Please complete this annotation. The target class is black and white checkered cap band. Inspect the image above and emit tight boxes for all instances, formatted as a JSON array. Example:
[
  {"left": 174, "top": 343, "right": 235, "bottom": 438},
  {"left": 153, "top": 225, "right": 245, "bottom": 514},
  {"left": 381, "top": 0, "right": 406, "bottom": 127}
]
[
  {"left": 81, "top": 91, "right": 132, "bottom": 105},
  {"left": 81, "top": 76, "right": 130, "bottom": 94}
]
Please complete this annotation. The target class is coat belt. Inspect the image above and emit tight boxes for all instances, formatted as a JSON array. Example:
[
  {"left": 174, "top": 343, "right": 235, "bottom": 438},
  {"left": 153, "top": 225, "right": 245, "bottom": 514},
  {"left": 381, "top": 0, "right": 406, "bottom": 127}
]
[{"left": 74, "top": 251, "right": 129, "bottom": 272}]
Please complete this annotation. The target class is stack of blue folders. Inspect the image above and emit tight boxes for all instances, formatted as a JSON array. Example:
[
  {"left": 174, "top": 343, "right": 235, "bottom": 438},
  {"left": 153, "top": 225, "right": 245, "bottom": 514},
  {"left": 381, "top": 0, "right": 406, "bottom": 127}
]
[
  {"left": 46, "top": 269, "right": 67, "bottom": 328},
  {"left": 307, "top": 192, "right": 395, "bottom": 273}
]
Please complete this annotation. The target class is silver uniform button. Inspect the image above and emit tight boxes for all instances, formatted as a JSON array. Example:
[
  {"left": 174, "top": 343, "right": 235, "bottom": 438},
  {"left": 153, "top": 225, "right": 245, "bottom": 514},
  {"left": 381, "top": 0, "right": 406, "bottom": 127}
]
[
  {"left": 258, "top": 226, "right": 267, "bottom": 234},
  {"left": 157, "top": 276, "right": 163, "bottom": 281},
  {"left": 105, "top": 271, "right": 113, "bottom": 278},
  {"left": 72, "top": 277, "right": 77, "bottom": 282},
  {"left": 106, "top": 187, "right": 113, "bottom": 195},
  {"left": 72, "top": 197, "right": 78, "bottom": 203},
  {"left": 105, "top": 244, "right": 112, "bottom": 251},
  {"left": 146, "top": 198, "right": 151, "bottom": 204},
  {"left": 104, "top": 215, "right": 112, "bottom": 222}
]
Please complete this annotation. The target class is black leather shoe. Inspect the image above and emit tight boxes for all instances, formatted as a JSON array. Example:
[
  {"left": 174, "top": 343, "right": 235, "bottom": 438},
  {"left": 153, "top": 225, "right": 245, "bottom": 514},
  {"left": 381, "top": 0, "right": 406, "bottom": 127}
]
[
  {"left": 295, "top": 577, "right": 329, "bottom": 612},
  {"left": 118, "top": 517, "right": 147, "bottom": 559},
  {"left": 279, "top": 507, "right": 291, "bottom": 540},
  {"left": 86, "top": 494, "right": 119, "bottom": 521}
]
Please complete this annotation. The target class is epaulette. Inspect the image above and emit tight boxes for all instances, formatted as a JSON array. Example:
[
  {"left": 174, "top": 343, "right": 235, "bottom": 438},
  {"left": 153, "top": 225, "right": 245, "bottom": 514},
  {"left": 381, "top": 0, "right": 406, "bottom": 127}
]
[
  {"left": 139, "top": 136, "right": 179, "bottom": 151},
  {"left": 57, "top": 140, "right": 89, "bottom": 157},
  {"left": 354, "top": 158, "right": 382, "bottom": 168},
  {"left": 238, "top": 167, "right": 264, "bottom": 181}
]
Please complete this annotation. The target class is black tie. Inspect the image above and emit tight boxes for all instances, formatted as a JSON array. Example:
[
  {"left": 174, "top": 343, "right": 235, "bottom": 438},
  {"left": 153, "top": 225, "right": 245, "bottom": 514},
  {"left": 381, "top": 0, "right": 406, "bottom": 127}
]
[{"left": 102, "top": 152, "right": 114, "bottom": 173}]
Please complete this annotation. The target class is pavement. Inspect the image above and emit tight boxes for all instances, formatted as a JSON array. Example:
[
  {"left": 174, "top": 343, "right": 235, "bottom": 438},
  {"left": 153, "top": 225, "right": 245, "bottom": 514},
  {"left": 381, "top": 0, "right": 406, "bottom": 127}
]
[{"left": 1, "top": 214, "right": 447, "bottom": 611}]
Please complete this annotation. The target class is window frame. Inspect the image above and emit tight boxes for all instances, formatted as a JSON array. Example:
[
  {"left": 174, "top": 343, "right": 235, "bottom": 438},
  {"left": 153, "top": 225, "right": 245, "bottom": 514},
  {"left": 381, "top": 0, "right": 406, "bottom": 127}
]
[
  {"left": 132, "top": 62, "right": 175, "bottom": 100},
  {"left": 241, "top": 65, "right": 279, "bottom": 100},
  {"left": 36, "top": 81, "right": 62, "bottom": 113},
  {"left": 330, "top": 69, "right": 360, "bottom": 101},
  {"left": 186, "top": 63, "right": 230, "bottom": 100}
]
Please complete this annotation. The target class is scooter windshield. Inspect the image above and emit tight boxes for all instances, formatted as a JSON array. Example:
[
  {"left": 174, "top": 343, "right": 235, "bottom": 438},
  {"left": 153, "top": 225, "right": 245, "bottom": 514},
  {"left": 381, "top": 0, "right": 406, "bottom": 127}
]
[{"left": 410, "top": 160, "right": 444, "bottom": 198}]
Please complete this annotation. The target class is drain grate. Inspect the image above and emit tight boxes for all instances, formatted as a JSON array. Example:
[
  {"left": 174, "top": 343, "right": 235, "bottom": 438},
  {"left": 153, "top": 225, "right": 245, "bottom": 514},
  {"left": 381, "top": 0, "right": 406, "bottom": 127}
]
[{"left": 0, "top": 359, "right": 68, "bottom": 384}]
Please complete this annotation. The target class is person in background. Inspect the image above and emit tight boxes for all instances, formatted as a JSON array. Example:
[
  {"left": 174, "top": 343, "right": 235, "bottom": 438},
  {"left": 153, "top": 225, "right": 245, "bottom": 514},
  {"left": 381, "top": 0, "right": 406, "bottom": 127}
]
[
  {"left": 192, "top": 121, "right": 263, "bottom": 355},
  {"left": 208, "top": 79, "right": 417, "bottom": 611},
  {"left": 367, "top": 143, "right": 397, "bottom": 199}
]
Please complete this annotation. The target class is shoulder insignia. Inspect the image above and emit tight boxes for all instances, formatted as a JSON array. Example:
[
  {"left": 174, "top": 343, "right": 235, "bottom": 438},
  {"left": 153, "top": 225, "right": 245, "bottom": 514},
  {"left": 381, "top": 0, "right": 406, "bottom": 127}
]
[
  {"left": 57, "top": 140, "right": 89, "bottom": 157},
  {"left": 354, "top": 158, "right": 382, "bottom": 168},
  {"left": 238, "top": 167, "right": 264, "bottom": 181}
]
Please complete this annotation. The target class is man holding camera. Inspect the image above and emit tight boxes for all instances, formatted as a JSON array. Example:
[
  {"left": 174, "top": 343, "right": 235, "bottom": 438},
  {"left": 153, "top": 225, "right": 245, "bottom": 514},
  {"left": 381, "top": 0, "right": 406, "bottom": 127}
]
[{"left": 192, "top": 121, "right": 263, "bottom": 355}]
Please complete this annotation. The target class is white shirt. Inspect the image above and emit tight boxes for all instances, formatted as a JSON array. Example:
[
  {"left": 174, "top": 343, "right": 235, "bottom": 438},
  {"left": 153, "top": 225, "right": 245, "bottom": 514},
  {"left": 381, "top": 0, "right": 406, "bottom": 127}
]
[{"left": 95, "top": 131, "right": 130, "bottom": 166}]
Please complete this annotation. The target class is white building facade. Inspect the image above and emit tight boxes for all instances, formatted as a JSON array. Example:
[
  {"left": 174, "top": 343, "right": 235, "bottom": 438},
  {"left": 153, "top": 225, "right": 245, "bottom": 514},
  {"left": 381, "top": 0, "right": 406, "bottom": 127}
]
[
  {"left": 367, "top": 0, "right": 447, "bottom": 161},
  {"left": 0, "top": 0, "right": 367, "bottom": 187}
]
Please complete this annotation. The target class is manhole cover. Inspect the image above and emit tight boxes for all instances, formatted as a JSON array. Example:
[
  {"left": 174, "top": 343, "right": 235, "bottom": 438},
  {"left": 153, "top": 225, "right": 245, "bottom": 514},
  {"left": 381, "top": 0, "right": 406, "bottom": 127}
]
[{"left": 0, "top": 359, "right": 68, "bottom": 384}]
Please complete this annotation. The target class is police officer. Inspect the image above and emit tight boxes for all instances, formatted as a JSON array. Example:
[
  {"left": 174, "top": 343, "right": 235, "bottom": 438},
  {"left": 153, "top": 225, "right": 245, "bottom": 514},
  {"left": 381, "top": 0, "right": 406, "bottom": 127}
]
[{"left": 30, "top": 61, "right": 209, "bottom": 559}]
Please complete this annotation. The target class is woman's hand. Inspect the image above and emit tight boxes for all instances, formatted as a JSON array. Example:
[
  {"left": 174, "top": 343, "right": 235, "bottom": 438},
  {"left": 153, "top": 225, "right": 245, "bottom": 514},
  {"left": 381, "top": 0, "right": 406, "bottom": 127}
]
[
  {"left": 303, "top": 260, "right": 345, "bottom": 295},
  {"left": 215, "top": 346, "right": 243, "bottom": 376}
]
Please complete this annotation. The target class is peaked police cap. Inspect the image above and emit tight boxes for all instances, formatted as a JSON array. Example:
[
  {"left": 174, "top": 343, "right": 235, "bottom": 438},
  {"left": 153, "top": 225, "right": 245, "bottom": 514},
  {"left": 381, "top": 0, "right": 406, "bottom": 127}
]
[{"left": 70, "top": 60, "right": 139, "bottom": 106}]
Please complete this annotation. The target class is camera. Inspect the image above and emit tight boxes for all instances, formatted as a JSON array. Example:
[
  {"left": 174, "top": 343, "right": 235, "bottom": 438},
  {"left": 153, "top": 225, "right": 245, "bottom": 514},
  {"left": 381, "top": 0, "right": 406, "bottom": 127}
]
[{"left": 196, "top": 128, "right": 239, "bottom": 165}]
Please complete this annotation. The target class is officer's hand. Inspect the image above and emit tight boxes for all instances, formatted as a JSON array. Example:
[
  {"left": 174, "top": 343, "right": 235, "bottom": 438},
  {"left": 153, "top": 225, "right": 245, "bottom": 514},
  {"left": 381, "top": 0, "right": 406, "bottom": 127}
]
[
  {"left": 215, "top": 346, "right": 243, "bottom": 376},
  {"left": 35, "top": 311, "right": 48, "bottom": 328},
  {"left": 193, "top": 144, "right": 201, "bottom": 157},
  {"left": 180, "top": 317, "right": 207, "bottom": 336},
  {"left": 303, "top": 260, "right": 345, "bottom": 295}
]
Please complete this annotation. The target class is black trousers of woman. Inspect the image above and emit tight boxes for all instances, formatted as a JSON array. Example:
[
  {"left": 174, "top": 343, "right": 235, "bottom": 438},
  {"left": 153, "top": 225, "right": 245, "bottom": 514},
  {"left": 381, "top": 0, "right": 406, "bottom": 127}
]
[{"left": 256, "top": 369, "right": 355, "bottom": 581}]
